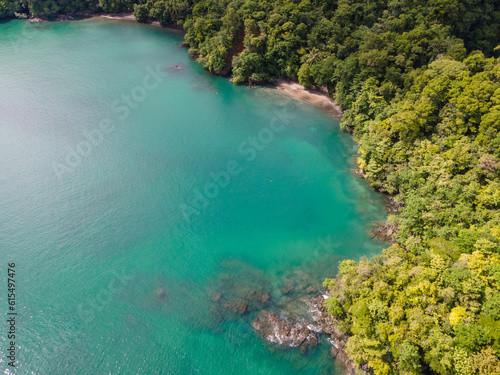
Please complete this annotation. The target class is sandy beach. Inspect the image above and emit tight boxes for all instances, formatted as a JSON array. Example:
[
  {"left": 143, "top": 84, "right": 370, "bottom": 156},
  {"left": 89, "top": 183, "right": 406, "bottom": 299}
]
[
  {"left": 95, "top": 12, "right": 163, "bottom": 28},
  {"left": 274, "top": 80, "right": 343, "bottom": 119}
]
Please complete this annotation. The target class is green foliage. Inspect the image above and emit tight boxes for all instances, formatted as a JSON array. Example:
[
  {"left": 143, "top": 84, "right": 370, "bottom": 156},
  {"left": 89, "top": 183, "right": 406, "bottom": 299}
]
[
  {"left": 0, "top": 0, "right": 24, "bottom": 17},
  {"left": 133, "top": 3, "right": 148, "bottom": 23},
  {"left": 145, "top": 0, "right": 190, "bottom": 25},
  {"left": 483, "top": 293, "right": 500, "bottom": 320},
  {"left": 449, "top": 306, "right": 467, "bottom": 326},
  {"left": 454, "top": 323, "right": 492, "bottom": 353},
  {"left": 453, "top": 347, "right": 474, "bottom": 375},
  {"left": 472, "top": 347, "right": 500, "bottom": 375},
  {"left": 323, "top": 50, "right": 499, "bottom": 374},
  {"left": 325, "top": 242, "right": 500, "bottom": 374},
  {"left": 398, "top": 341, "right": 422, "bottom": 374},
  {"left": 3, "top": 1, "right": 500, "bottom": 374},
  {"left": 324, "top": 297, "right": 345, "bottom": 319},
  {"left": 180, "top": 0, "right": 500, "bottom": 82},
  {"left": 98, "top": 0, "right": 136, "bottom": 13}
]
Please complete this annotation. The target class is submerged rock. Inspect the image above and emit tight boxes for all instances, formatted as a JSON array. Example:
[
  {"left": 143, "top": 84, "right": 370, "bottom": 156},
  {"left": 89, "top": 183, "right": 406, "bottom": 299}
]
[
  {"left": 280, "top": 280, "right": 295, "bottom": 295},
  {"left": 224, "top": 299, "right": 248, "bottom": 315},
  {"left": 256, "top": 291, "right": 271, "bottom": 304},
  {"left": 210, "top": 291, "right": 223, "bottom": 302},
  {"left": 252, "top": 310, "right": 318, "bottom": 354},
  {"left": 156, "top": 288, "right": 167, "bottom": 299},
  {"left": 206, "top": 259, "right": 273, "bottom": 319},
  {"left": 279, "top": 269, "right": 323, "bottom": 298}
]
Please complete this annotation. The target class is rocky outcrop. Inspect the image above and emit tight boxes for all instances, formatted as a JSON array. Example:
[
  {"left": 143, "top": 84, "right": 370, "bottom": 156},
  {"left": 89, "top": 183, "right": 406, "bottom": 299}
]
[
  {"left": 204, "top": 259, "right": 362, "bottom": 370},
  {"left": 224, "top": 298, "right": 248, "bottom": 315},
  {"left": 307, "top": 295, "right": 359, "bottom": 374},
  {"left": 370, "top": 221, "right": 398, "bottom": 243},
  {"left": 386, "top": 195, "right": 404, "bottom": 214},
  {"left": 156, "top": 288, "right": 167, "bottom": 299},
  {"left": 252, "top": 310, "right": 318, "bottom": 354}
]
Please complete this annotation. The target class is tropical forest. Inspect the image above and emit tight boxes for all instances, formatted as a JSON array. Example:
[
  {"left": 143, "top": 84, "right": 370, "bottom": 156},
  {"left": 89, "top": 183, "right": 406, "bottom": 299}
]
[{"left": 2, "top": 0, "right": 500, "bottom": 374}]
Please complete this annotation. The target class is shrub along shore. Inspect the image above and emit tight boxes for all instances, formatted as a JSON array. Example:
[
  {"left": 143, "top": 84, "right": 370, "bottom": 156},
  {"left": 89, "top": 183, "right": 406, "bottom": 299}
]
[{"left": 3, "top": 1, "right": 500, "bottom": 374}]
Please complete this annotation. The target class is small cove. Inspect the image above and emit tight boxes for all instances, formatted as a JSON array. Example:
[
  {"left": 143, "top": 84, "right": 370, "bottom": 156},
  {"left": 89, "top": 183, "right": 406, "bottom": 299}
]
[{"left": 0, "top": 18, "right": 387, "bottom": 374}]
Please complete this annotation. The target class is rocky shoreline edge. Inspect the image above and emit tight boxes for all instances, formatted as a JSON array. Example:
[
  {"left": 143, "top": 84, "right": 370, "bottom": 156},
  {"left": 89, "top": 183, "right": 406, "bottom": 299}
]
[
  {"left": 251, "top": 294, "right": 361, "bottom": 374},
  {"left": 307, "top": 295, "right": 359, "bottom": 374},
  {"left": 200, "top": 258, "right": 365, "bottom": 374}
]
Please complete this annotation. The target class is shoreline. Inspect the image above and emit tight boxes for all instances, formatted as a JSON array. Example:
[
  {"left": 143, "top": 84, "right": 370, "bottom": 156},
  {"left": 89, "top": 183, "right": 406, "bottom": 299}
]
[
  {"left": 93, "top": 12, "right": 165, "bottom": 29},
  {"left": 29, "top": 11, "right": 184, "bottom": 32},
  {"left": 272, "top": 79, "right": 343, "bottom": 120},
  {"left": 27, "top": 13, "right": 341, "bottom": 120}
]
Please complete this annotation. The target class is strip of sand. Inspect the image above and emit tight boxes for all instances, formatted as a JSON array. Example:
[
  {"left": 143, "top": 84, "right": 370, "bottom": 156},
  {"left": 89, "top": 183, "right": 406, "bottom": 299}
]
[
  {"left": 274, "top": 79, "right": 343, "bottom": 119},
  {"left": 95, "top": 12, "right": 163, "bottom": 28}
]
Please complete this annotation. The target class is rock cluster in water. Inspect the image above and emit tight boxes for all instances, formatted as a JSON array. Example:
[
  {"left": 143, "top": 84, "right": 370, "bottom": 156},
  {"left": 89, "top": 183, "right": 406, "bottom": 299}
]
[
  {"left": 252, "top": 310, "right": 318, "bottom": 354},
  {"left": 207, "top": 259, "right": 273, "bottom": 321},
  {"left": 198, "top": 257, "right": 362, "bottom": 373}
]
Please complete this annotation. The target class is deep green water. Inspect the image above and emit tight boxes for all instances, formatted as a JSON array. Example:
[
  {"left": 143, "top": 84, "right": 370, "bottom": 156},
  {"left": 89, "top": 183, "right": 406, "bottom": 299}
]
[{"left": 0, "top": 18, "right": 386, "bottom": 375}]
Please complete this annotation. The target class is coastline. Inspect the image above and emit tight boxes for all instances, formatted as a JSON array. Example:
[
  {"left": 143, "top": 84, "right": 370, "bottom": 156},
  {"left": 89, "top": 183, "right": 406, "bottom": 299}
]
[
  {"left": 28, "top": 12, "right": 342, "bottom": 121},
  {"left": 272, "top": 79, "right": 343, "bottom": 120},
  {"left": 29, "top": 11, "right": 184, "bottom": 32},
  {"left": 93, "top": 12, "right": 164, "bottom": 29}
]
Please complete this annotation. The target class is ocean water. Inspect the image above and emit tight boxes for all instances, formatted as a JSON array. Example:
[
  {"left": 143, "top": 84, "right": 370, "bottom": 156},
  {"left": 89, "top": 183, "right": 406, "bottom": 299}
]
[{"left": 0, "top": 18, "right": 386, "bottom": 375}]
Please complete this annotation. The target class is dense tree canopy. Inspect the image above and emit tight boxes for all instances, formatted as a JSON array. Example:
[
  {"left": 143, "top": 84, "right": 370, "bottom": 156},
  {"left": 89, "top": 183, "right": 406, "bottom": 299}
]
[
  {"left": 323, "top": 51, "right": 500, "bottom": 375},
  {"left": 2, "top": 1, "right": 500, "bottom": 373}
]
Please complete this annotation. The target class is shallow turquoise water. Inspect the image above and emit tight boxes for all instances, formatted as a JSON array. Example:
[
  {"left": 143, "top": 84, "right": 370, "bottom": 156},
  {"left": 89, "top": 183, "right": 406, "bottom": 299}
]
[{"left": 0, "top": 18, "right": 386, "bottom": 374}]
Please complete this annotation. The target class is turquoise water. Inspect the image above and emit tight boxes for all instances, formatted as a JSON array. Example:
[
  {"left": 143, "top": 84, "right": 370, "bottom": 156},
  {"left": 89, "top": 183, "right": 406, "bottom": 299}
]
[{"left": 0, "top": 18, "right": 386, "bottom": 374}]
